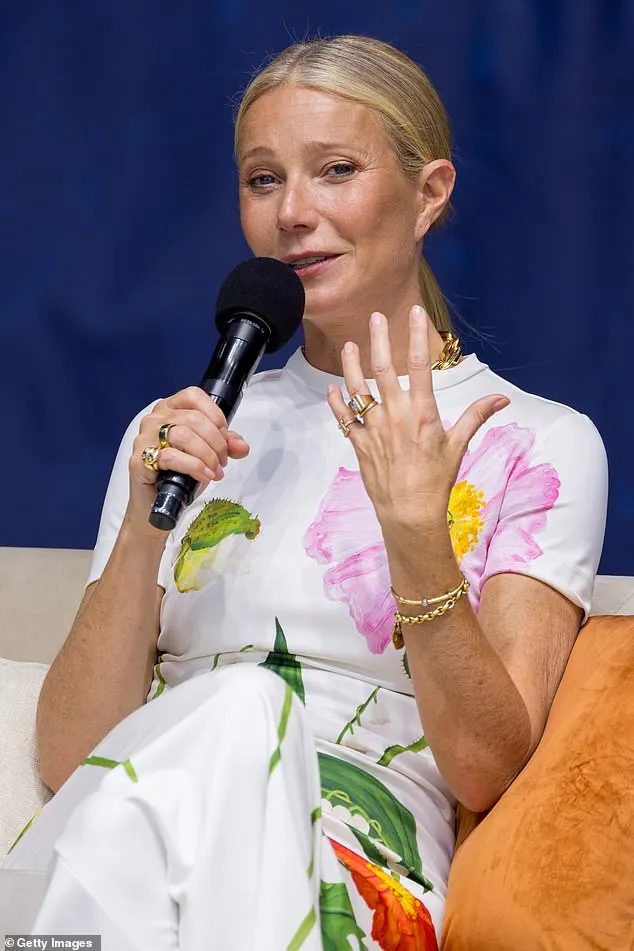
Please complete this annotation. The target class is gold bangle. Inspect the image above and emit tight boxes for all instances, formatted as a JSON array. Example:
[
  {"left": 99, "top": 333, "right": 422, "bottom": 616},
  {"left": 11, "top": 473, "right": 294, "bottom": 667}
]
[
  {"left": 392, "top": 576, "right": 470, "bottom": 650},
  {"left": 391, "top": 577, "right": 466, "bottom": 609}
]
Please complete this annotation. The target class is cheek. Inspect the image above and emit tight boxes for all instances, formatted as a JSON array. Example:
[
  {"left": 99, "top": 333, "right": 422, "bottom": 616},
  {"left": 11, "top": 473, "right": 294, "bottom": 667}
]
[
  {"left": 239, "top": 198, "right": 271, "bottom": 252},
  {"left": 330, "top": 179, "right": 418, "bottom": 247}
]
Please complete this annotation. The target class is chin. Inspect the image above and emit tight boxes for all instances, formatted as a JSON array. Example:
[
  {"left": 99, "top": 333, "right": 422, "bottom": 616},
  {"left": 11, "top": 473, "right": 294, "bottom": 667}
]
[{"left": 302, "top": 283, "right": 362, "bottom": 325}]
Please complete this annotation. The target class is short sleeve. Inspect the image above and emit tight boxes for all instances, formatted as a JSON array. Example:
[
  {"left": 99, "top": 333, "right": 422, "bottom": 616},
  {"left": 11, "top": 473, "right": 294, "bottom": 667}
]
[
  {"left": 480, "top": 412, "right": 608, "bottom": 618},
  {"left": 86, "top": 400, "right": 173, "bottom": 590}
]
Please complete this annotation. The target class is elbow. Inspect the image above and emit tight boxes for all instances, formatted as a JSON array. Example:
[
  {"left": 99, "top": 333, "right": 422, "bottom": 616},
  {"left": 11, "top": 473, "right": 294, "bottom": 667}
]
[
  {"left": 450, "top": 739, "right": 533, "bottom": 814},
  {"left": 35, "top": 694, "right": 75, "bottom": 795},
  {"left": 456, "top": 784, "right": 504, "bottom": 815}
]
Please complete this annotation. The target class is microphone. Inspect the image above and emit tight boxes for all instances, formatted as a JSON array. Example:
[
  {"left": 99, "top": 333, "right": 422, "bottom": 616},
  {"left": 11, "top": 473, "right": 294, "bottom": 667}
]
[{"left": 149, "top": 257, "right": 305, "bottom": 531}]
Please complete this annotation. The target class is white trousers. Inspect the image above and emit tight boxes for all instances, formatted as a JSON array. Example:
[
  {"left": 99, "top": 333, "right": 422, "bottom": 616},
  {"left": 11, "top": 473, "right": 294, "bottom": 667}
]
[
  {"left": 32, "top": 666, "right": 328, "bottom": 949},
  {"left": 3, "top": 665, "right": 440, "bottom": 950}
]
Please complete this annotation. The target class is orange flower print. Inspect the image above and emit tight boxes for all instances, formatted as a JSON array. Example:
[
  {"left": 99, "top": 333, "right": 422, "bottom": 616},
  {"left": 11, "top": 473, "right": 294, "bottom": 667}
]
[{"left": 329, "top": 838, "right": 438, "bottom": 951}]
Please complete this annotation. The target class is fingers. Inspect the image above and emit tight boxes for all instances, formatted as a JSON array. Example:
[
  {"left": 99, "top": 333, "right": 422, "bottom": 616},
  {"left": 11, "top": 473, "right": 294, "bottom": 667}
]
[
  {"left": 134, "top": 386, "right": 251, "bottom": 486},
  {"left": 407, "top": 306, "right": 437, "bottom": 415},
  {"left": 227, "top": 431, "right": 250, "bottom": 459},
  {"left": 366, "top": 312, "right": 401, "bottom": 404},
  {"left": 451, "top": 395, "right": 510, "bottom": 451},
  {"left": 327, "top": 383, "right": 363, "bottom": 440},
  {"left": 158, "top": 386, "right": 228, "bottom": 430}
]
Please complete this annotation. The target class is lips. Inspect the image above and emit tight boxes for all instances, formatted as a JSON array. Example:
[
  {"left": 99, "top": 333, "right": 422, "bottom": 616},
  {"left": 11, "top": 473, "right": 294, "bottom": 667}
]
[{"left": 283, "top": 253, "right": 340, "bottom": 270}]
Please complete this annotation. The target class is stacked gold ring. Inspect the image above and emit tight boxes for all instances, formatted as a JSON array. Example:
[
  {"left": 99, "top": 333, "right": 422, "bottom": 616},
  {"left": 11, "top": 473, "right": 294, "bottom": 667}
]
[
  {"left": 338, "top": 416, "right": 357, "bottom": 438},
  {"left": 141, "top": 446, "right": 160, "bottom": 471},
  {"left": 348, "top": 393, "right": 379, "bottom": 420},
  {"left": 159, "top": 422, "right": 175, "bottom": 450}
]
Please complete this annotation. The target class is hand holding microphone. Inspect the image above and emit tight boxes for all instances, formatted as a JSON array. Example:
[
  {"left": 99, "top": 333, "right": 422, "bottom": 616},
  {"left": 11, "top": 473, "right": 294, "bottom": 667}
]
[{"left": 126, "top": 258, "right": 305, "bottom": 535}]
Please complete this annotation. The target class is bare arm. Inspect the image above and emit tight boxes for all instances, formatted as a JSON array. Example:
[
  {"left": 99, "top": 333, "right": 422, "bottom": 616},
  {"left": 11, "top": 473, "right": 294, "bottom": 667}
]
[
  {"left": 327, "top": 306, "right": 601, "bottom": 813},
  {"left": 385, "top": 526, "right": 581, "bottom": 812},
  {"left": 36, "top": 523, "right": 165, "bottom": 793},
  {"left": 37, "top": 386, "right": 250, "bottom": 794}
]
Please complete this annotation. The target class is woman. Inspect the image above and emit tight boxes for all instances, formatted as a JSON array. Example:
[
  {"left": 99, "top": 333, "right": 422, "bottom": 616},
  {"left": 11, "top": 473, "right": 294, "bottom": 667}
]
[{"left": 0, "top": 35, "right": 607, "bottom": 950}]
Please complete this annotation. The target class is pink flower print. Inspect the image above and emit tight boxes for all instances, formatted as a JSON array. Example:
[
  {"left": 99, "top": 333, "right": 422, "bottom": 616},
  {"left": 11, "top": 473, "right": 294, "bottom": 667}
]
[
  {"left": 304, "top": 468, "right": 394, "bottom": 654},
  {"left": 454, "top": 425, "right": 560, "bottom": 598},
  {"left": 304, "top": 425, "right": 560, "bottom": 652}
]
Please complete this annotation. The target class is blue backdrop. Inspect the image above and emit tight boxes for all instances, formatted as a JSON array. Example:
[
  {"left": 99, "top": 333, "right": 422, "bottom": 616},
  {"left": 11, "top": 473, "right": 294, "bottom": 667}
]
[{"left": 1, "top": 2, "right": 633, "bottom": 573}]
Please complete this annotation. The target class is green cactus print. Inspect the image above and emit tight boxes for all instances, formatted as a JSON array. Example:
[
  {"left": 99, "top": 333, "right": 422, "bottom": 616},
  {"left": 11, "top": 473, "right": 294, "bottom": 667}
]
[
  {"left": 259, "top": 617, "right": 306, "bottom": 704},
  {"left": 319, "top": 753, "right": 428, "bottom": 888},
  {"left": 173, "top": 498, "right": 261, "bottom": 592},
  {"left": 319, "top": 881, "right": 368, "bottom": 951}
]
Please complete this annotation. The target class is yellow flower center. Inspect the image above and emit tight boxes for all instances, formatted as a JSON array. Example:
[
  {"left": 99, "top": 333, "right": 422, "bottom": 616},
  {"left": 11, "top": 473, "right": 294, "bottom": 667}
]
[
  {"left": 447, "top": 479, "right": 485, "bottom": 561},
  {"left": 364, "top": 858, "right": 419, "bottom": 919}
]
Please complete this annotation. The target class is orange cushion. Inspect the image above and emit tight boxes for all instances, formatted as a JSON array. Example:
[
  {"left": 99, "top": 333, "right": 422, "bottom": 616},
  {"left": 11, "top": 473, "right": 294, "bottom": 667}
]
[{"left": 441, "top": 615, "right": 634, "bottom": 951}]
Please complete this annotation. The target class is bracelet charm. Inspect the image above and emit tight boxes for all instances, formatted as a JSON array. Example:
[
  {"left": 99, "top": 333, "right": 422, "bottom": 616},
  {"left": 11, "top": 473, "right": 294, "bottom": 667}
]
[{"left": 391, "top": 575, "right": 470, "bottom": 649}]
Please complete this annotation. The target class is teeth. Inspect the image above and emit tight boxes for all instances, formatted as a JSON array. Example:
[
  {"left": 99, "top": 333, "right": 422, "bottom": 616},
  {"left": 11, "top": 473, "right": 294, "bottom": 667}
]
[{"left": 292, "top": 256, "right": 327, "bottom": 268}]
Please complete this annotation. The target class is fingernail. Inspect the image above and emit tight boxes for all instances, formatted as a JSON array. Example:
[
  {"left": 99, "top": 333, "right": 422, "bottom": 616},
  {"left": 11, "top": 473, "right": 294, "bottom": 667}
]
[
  {"left": 219, "top": 426, "right": 228, "bottom": 438},
  {"left": 344, "top": 341, "right": 355, "bottom": 353},
  {"left": 493, "top": 397, "right": 510, "bottom": 411},
  {"left": 412, "top": 305, "right": 425, "bottom": 321},
  {"left": 204, "top": 467, "right": 215, "bottom": 480},
  {"left": 370, "top": 313, "right": 383, "bottom": 326},
  {"left": 214, "top": 466, "right": 225, "bottom": 480}
]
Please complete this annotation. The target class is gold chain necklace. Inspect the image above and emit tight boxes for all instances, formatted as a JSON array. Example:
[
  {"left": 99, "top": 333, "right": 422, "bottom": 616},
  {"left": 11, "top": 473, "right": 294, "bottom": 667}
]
[{"left": 431, "top": 331, "right": 462, "bottom": 370}]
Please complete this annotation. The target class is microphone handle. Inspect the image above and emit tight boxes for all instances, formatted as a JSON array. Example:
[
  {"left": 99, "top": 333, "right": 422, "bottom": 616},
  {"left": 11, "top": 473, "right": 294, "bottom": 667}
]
[{"left": 148, "top": 315, "right": 269, "bottom": 531}]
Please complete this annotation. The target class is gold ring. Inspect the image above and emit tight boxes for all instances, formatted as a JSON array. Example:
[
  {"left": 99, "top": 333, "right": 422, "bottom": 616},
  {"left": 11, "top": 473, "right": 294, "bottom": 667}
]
[
  {"left": 142, "top": 446, "right": 160, "bottom": 471},
  {"left": 348, "top": 393, "right": 379, "bottom": 419},
  {"left": 338, "top": 415, "right": 358, "bottom": 438},
  {"left": 158, "top": 423, "right": 175, "bottom": 450}
]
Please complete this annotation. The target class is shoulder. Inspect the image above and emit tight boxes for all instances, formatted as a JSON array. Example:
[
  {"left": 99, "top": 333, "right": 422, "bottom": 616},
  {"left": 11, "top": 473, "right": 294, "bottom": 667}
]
[{"left": 465, "top": 361, "right": 605, "bottom": 456}]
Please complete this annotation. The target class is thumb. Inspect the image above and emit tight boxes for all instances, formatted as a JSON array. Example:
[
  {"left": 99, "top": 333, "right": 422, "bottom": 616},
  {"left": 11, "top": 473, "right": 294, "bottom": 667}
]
[
  {"left": 450, "top": 395, "right": 510, "bottom": 452},
  {"left": 227, "top": 431, "right": 250, "bottom": 458}
]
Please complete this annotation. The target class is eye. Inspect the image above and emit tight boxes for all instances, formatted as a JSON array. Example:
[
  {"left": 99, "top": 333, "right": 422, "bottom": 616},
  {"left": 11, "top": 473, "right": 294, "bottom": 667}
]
[
  {"left": 326, "top": 162, "right": 356, "bottom": 179},
  {"left": 246, "top": 172, "right": 278, "bottom": 189}
]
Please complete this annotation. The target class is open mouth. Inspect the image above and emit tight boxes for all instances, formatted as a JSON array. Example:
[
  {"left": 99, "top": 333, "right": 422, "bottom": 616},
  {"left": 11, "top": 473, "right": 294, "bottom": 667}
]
[{"left": 288, "top": 254, "right": 340, "bottom": 272}]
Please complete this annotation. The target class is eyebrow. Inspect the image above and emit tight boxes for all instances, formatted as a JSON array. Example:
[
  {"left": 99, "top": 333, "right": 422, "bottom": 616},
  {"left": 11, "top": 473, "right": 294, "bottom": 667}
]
[{"left": 238, "top": 141, "right": 369, "bottom": 164}]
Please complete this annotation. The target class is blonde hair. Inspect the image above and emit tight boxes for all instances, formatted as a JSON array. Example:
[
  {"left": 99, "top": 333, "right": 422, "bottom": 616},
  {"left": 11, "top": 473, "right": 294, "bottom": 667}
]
[{"left": 234, "top": 35, "right": 454, "bottom": 332}]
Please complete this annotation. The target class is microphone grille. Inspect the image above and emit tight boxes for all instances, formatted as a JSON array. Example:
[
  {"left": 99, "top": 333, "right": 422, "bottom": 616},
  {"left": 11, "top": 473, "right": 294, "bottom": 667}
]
[{"left": 215, "top": 257, "right": 306, "bottom": 353}]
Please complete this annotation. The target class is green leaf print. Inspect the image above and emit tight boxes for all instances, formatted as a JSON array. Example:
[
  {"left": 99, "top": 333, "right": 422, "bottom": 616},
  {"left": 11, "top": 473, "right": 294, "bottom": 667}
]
[
  {"left": 173, "top": 499, "right": 261, "bottom": 593},
  {"left": 319, "top": 881, "right": 368, "bottom": 951},
  {"left": 402, "top": 652, "right": 411, "bottom": 679},
  {"left": 7, "top": 807, "right": 42, "bottom": 854},
  {"left": 307, "top": 806, "right": 322, "bottom": 879},
  {"left": 268, "top": 682, "right": 294, "bottom": 777},
  {"left": 347, "top": 826, "right": 434, "bottom": 892},
  {"left": 149, "top": 658, "right": 167, "bottom": 700},
  {"left": 377, "top": 735, "right": 428, "bottom": 767},
  {"left": 259, "top": 617, "right": 306, "bottom": 704},
  {"left": 336, "top": 687, "right": 380, "bottom": 744},
  {"left": 286, "top": 907, "right": 317, "bottom": 951},
  {"left": 319, "top": 753, "right": 423, "bottom": 881},
  {"left": 83, "top": 755, "right": 138, "bottom": 782}
]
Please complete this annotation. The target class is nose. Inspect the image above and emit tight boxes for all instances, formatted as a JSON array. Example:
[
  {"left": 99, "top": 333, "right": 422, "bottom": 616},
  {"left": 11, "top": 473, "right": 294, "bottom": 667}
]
[{"left": 276, "top": 176, "right": 319, "bottom": 233}]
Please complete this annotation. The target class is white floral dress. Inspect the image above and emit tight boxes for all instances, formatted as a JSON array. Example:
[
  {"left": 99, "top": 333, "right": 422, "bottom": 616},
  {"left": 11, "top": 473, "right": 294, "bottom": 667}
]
[{"left": 0, "top": 349, "right": 607, "bottom": 950}]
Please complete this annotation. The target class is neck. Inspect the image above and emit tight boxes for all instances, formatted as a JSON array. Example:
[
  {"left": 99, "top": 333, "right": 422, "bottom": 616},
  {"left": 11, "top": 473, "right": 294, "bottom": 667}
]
[{"left": 302, "top": 308, "right": 447, "bottom": 378}]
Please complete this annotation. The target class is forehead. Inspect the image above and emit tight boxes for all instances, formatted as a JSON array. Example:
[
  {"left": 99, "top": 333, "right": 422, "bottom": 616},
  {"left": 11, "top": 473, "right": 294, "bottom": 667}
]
[{"left": 237, "top": 85, "right": 387, "bottom": 161}]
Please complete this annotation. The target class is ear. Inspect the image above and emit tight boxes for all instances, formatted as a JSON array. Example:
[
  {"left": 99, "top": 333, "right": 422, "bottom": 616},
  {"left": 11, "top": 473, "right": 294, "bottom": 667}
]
[{"left": 414, "top": 159, "right": 456, "bottom": 239}]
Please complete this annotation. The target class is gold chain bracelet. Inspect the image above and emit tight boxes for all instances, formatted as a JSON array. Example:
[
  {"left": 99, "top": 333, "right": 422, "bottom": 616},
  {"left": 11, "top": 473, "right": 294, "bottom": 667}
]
[{"left": 391, "top": 576, "right": 470, "bottom": 649}]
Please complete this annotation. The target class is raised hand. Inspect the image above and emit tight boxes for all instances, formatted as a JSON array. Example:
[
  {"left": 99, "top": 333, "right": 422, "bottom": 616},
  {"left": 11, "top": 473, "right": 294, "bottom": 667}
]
[{"left": 326, "top": 306, "right": 509, "bottom": 536}]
